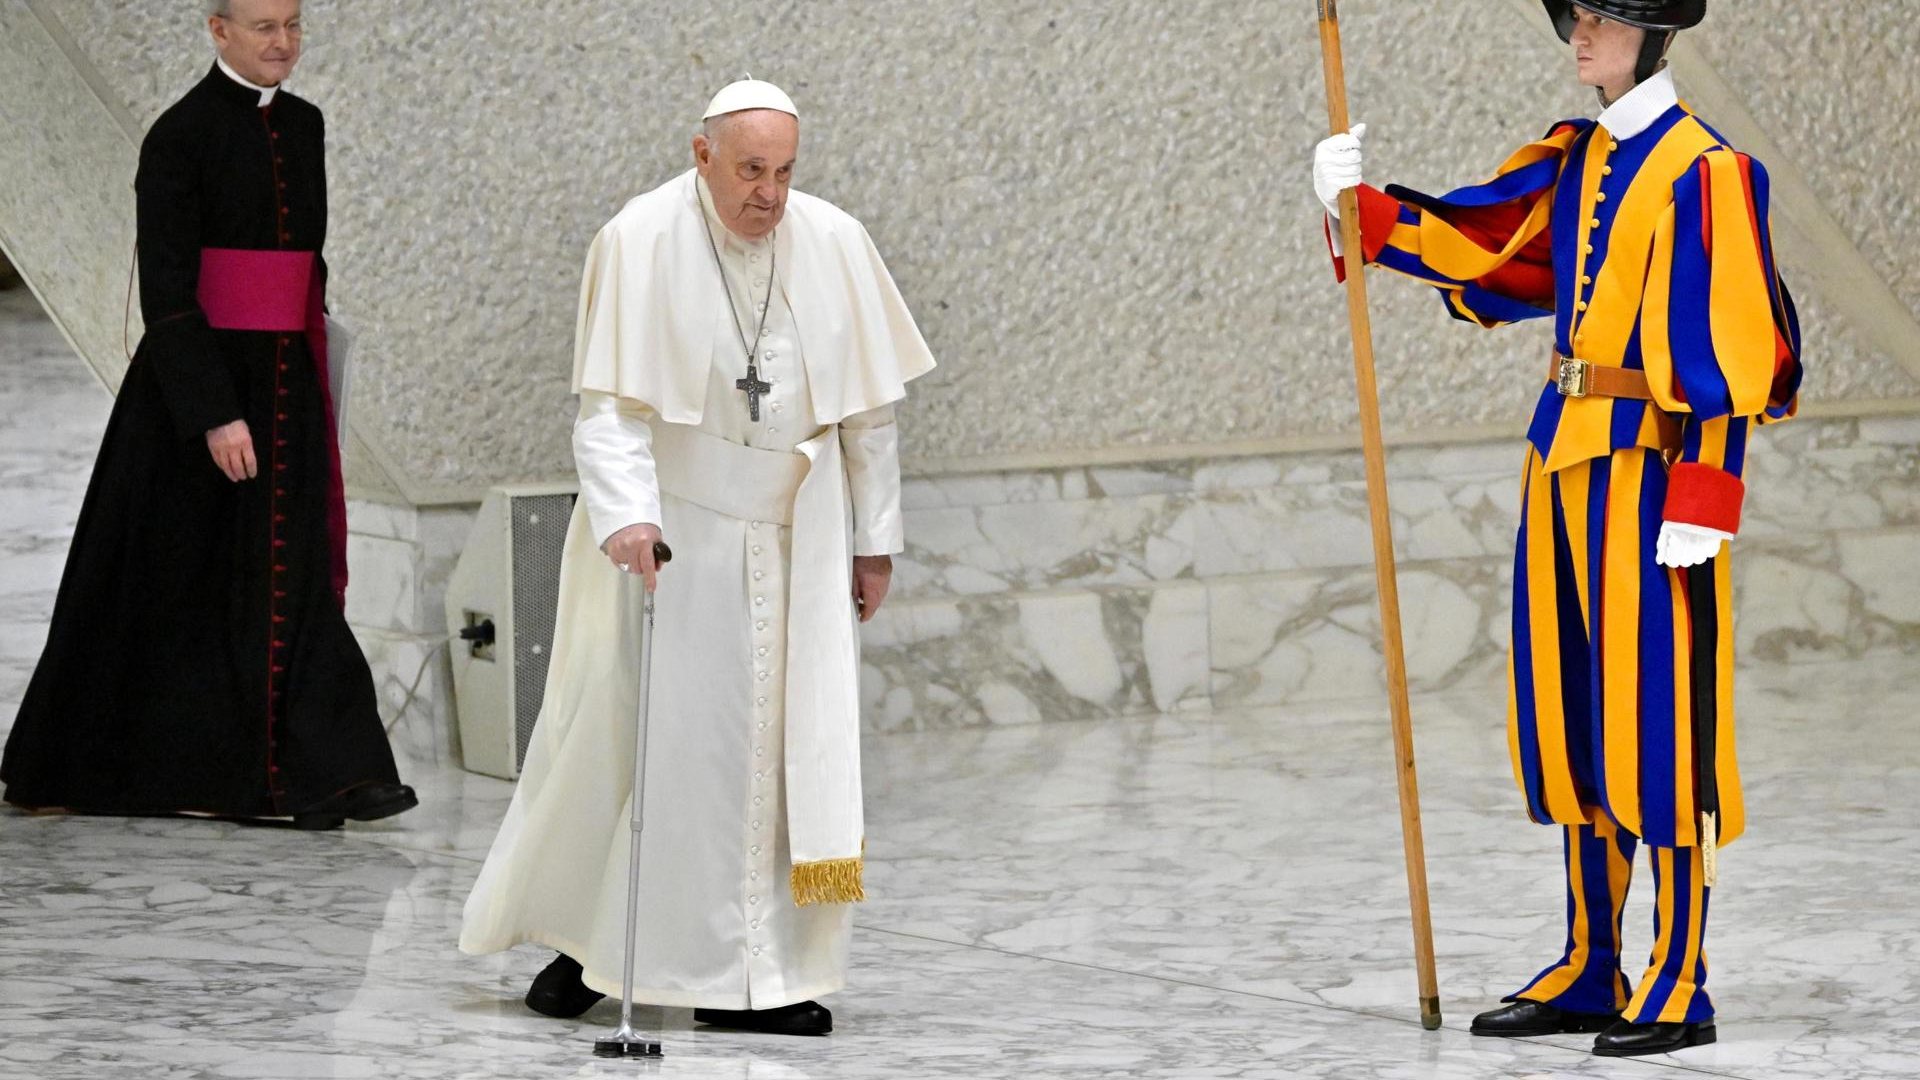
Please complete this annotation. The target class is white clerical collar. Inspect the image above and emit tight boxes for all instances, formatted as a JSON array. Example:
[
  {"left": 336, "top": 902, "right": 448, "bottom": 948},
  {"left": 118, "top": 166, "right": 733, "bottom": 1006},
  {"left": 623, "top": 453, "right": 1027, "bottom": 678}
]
[
  {"left": 695, "top": 174, "right": 770, "bottom": 255},
  {"left": 216, "top": 54, "right": 279, "bottom": 107},
  {"left": 1598, "top": 67, "right": 1676, "bottom": 140}
]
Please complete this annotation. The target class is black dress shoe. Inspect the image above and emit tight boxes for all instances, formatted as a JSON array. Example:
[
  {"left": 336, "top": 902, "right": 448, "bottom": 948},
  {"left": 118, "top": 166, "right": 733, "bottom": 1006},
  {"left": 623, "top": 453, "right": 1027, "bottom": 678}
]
[
  {"left": 525, "top": 953, "right": 605, "bottom": 1018},
  {"left": 291, "top": 782, "right": 418, "bottom": 829},
  {"left": 1471, "top": 1000, "right": 1620, "bottom": 1037},
  {"left": 1593, "top": 1018, "right": 1716, "bottom": 1057},
  {"left": 694, "top": 1000, "right": 832, "bottom": 1036}
]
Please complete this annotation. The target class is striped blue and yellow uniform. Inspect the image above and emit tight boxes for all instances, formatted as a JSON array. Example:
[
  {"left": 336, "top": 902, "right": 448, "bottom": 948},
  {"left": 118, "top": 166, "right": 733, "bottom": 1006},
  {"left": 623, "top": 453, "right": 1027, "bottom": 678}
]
[{"left": 1336, "top": 90, "right": 1803, "bottom": 1023}]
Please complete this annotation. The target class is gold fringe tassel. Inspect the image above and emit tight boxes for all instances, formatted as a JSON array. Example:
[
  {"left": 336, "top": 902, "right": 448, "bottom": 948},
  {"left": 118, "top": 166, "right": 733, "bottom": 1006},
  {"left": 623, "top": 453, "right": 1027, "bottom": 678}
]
[
  {"left": 1700, "top": 811, "right": 1719, "bottom": 888},
  {"left": 790, "top": 856, "right": 866, "bottom": 907}
]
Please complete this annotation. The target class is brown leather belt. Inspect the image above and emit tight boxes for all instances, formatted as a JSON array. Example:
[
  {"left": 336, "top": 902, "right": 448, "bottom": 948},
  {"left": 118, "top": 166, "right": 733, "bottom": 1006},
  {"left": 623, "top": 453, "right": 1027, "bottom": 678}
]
[{"left": 1549, "top": 354, "right": 1653, "bottom": 400}]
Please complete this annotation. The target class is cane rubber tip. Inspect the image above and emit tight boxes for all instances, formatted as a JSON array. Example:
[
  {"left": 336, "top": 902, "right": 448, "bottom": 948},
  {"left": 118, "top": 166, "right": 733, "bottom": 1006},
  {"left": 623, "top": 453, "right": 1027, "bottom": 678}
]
[
  {"left": 593, "top": 1038, "right": 663, "bottom": 1058},
  {"left": 1420, "top": 998, "right": 1443, "bottom": 1030}
]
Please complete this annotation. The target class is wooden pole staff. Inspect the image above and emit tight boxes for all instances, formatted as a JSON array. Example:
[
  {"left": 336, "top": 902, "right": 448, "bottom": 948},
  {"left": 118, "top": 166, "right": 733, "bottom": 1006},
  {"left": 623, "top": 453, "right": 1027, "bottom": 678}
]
[{"left": 1313, "top": 0, "right": 1442, "bottom": 1031}]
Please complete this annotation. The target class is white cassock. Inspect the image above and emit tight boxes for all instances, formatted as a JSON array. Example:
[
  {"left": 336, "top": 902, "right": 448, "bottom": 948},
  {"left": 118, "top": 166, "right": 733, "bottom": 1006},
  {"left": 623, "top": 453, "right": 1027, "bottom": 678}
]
[{"left": 459, "top": 170, "right": 935, "bottom": 1009}]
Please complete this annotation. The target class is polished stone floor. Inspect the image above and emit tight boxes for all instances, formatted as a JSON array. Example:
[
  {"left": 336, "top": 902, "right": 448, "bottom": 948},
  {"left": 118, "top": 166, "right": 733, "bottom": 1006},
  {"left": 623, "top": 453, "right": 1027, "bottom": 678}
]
[{"left": 5, "top": 287, "right": 1919, "bottom": 1079}]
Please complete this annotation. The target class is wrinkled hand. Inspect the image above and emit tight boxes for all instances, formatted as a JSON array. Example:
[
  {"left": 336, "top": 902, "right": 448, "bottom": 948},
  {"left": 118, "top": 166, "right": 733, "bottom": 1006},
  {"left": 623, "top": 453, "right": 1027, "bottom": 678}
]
[
  {"left": 852, "top": 555, "right": 892, "bottom": 623},
  {"left": 604, "top": 523, "right": 666, "bottom": 592},
  {"left": 206, "top": 419, "right": 257, "bottom": 482},
  {"left": 1313, "top": 122, "right": 1367, "bottom": 218},
  {"left": 1655, "top": 521, "right": 1730, "bottom": 569}
]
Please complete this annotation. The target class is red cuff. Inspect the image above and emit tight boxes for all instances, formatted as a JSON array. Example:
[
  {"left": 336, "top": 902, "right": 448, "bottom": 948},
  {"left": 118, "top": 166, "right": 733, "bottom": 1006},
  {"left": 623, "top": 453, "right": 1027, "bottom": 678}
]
[
  {"left": 1664, "top": 462, "right": 1746, "bottom": 535},
  {"left": 1328, "top": 184, "right": 1402, "bottom": 282}
]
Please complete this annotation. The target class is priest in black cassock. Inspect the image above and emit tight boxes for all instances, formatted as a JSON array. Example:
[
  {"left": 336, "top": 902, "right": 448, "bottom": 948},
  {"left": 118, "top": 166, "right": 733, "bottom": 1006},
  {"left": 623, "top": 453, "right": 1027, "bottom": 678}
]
[{"left": 1, "top": 0, "right": 414, "bottom": 830}]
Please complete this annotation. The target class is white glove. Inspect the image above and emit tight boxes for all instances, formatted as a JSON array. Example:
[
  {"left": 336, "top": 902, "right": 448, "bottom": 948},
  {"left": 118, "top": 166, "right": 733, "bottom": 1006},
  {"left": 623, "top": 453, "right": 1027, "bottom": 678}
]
[
  {"left": 1314, "top": 122, "right": 1367, "bottom": 218},
  {"left": 1655, "top": 521, "right": 1732, "bottom": 568}
]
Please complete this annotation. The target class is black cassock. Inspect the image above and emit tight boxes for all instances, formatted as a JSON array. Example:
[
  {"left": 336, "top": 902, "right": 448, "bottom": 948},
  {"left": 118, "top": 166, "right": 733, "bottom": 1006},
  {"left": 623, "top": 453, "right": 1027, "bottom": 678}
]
[{"left": 2, "top": 67, "right": 402, "bottom": 818}]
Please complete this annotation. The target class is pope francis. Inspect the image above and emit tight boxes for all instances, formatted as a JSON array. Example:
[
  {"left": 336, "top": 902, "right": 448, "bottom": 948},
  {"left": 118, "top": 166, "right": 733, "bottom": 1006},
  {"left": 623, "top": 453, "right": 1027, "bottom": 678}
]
[{"left": 459, "top": 79, "right": 936, "bottom": 1038}]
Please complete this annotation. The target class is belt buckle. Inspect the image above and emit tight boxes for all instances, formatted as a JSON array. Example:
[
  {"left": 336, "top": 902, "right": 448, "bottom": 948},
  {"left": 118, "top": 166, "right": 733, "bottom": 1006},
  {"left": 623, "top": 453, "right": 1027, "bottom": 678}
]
[{"left": 1556, "top": 356, "right": 1591, "bottom": 398}]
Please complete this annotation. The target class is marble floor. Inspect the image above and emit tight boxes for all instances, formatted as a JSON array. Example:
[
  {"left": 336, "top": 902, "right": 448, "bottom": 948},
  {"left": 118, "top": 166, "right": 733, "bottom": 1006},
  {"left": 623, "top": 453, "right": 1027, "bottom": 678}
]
[{"left": 5, "top": 287, "right": 1920, "bottom": 1079}]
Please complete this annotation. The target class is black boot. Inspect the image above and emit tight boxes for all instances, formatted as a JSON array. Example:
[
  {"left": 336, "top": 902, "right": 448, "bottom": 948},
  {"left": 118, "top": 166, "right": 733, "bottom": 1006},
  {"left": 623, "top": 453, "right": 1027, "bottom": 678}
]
[
  {"left": 693, "top": 1000, "right": 832, "bottom": 1036},
  {"left": 1471, "top": 1000, "right": 1620, "bottom": 1037},
  {"left": 291, "top": 781, "right": 418, "bottom": 829},
  {"left": 1593, "top": 1018, "right": 1716, "bottom": 1057},
  {"left": 525, "top": 953, "right": 606, "bottom": 1019}
]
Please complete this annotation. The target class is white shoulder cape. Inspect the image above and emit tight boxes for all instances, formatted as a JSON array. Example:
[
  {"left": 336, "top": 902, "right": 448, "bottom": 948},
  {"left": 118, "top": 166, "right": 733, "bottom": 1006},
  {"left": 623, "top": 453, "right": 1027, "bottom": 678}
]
[{"left": 571, "top": 169, "right": 936, "bottom": 425}]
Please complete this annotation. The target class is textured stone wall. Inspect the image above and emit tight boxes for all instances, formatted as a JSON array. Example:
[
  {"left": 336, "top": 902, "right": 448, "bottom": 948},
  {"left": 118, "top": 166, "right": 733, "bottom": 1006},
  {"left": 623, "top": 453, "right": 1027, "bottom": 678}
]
[{"left": 9, "top": 0, "right": 1919, "bottom": 503}]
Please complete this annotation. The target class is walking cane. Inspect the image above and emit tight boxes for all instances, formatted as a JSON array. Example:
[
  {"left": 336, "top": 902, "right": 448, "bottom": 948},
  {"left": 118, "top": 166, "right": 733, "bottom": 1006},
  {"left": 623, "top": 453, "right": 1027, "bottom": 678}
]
[
  {"left": 595, "top": 540, "right": 673, "bottom": 1059},
  {"left": 1314, "top": 0, "right": 1443, "bottom": 1031}
]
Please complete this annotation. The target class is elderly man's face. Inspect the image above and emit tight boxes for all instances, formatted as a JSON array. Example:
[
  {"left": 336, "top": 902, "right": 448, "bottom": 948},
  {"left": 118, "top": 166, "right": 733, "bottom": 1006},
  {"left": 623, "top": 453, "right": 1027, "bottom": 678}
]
[
  {"left": 693, "top": 110, "right": 799, "bottom": 242},
  {"left": 210, "top": 0, "right": 303, "bottom": 86}
]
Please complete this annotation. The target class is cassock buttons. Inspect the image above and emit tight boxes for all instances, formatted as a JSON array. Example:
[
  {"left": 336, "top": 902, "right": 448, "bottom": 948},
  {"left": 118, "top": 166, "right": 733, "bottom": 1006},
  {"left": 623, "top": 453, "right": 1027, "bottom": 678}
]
[
  {"left": 752, "top": 947, "right": 762, "bottom": 956},
  {"left": 753, "top": 570, "right": 765, "bottom": 581},
  {"left": 1595, "top": 192, "right": 1607, "bottom": 203},
  {"left": 749, "top": 895, "right": 759, "bottom": 906},
  {"left": 751, "top": 919, "right": 760, "bottom": 930},
  {"left": 1590, "top": 218, "right": 1601, "bottom": 229},
  {"left": 755, "top": 621, "right": 766, "bottom": 631},
  {"left": 1576, "top": 300, "right": 1589, "bottom": 311},
  {"left": 757, "top": 671, "right": 769, "bottom": 681},
  {"left": 756, "top": 696, "right": 768, "bottom": 706},
  {"left": 1583, "top": 244, "right": 1594, "bottom": 255},
  {"left": 754, "top": 795, "right": 763, "bottom": 805},
  {"left": 751, "top": 844, "right": 761, "bottom": 854},
  {"left": 755, "top": 596, "right": 765, "bottom": 606},
  {"left": 752, "top": 546, "right": 762, "bottom": 555}
]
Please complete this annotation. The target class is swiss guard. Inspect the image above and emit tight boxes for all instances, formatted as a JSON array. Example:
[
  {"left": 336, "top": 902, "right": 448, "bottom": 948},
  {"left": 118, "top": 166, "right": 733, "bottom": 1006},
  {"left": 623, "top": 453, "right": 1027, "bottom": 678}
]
[{"left": 1311, "top": 0, "right": 1802, "bottom": 1058}]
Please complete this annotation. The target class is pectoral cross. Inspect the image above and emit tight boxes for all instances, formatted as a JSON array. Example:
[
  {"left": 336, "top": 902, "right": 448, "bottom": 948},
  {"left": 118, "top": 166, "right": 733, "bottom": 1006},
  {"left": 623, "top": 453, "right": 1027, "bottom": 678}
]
[{"left": 735, "top": 363, "right": 771, "bottom": 422}]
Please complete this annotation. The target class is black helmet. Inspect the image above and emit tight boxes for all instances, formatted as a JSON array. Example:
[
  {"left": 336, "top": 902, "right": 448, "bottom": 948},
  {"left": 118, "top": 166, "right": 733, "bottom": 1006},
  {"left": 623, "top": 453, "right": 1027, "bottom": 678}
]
[{"left": 1540, "top": 1, "right": 1704, "bottom": 83}]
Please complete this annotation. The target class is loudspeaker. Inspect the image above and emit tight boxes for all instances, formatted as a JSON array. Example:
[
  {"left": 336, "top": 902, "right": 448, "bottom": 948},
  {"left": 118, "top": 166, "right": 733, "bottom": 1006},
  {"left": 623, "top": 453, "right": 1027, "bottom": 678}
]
[{"left": 444, "top": 483, "right": 578, "bottom": 779}]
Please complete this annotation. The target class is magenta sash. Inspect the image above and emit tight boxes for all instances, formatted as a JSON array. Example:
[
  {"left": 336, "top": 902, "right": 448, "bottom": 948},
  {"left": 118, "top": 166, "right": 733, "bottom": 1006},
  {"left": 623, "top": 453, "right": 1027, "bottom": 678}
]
[
  {"left": 197, "top": 248, "right": 313, "bottom": 331},
  {"left": 197, "top": 247, "right": 350, "bottom": 604}
]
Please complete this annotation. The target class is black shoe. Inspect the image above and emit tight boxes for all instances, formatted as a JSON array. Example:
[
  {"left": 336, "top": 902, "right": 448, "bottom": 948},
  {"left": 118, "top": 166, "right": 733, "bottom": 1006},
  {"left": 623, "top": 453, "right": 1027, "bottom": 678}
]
[
  {"left": 1471, "top": 1000, "right": 1620, "bottom": 1037},
  {"left": 1593, "top": 1018, "right": 1716, "bottom": 1057},
  {"left": 525, "top": 953, "right": 605, "bottom": 1019},
  {"left": 292, "top": 782, "right": 418, "bottom": 829},
  {"left": 694, "top": 1000, "right": 832, "bottom": 1036}
]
